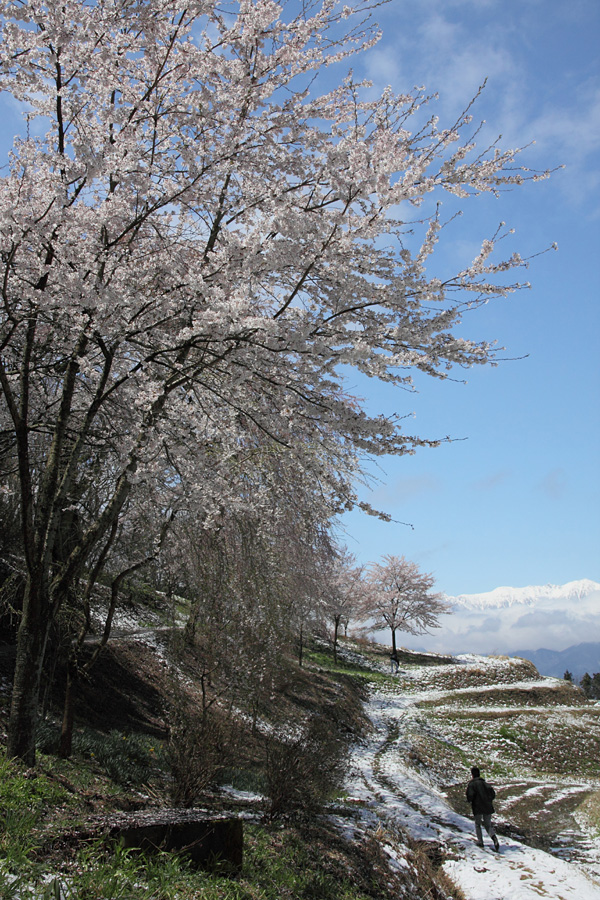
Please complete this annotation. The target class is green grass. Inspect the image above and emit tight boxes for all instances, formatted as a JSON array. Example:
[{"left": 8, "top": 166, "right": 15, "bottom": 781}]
[
  {"left": 0, "top": 727, "right": 168, "bottom": 892},
  {"left": 423, "top": 705, "right": 600, "bottom": 780},
  {"left": 497, "top": 722, "right": 528, "bottom": 750},
  {"left": 304, "top": 648, "right": 389, "bottom": 685},
  {"left": 217, "top": 767, "right": 267, "bottom": 795},
  {"left": 242, "top": 826, "right": 375, "bottom": 900},
  {"left": 418, "top": 682, "right": 586, "bottom": 711},
  {"left": 36, "top": 722, "right": 165, "bottom": 787},
  {"left": 0, "top": 804, "right": 408, "bottom": 900},
  {"left": 0, "top": 756, "right": 71, "bottom": 886},
  {"left": 0, "top": 658, "right": 400, "bottom": 900}
]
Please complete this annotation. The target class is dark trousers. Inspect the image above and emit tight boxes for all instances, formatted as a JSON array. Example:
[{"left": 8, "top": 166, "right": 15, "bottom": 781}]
[{"left": 474, "top": 813, "right": 496, "bottom": 845}]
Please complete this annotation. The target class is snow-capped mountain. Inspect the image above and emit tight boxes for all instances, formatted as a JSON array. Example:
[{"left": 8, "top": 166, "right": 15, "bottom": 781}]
[
  {"left": 393, "top": 579, "right": 600, "bottom": 657},
  {"left": 446, "top": 579, "right": 600, "bottom": 610}
]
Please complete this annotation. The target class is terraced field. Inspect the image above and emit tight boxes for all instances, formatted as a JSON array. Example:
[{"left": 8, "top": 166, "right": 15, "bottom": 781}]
[
  {"left": 405, "top": 656, "right": 600, "bottom": 859},
  {"left": 340, "top": 643, "right": 600, "bottom": 899}
]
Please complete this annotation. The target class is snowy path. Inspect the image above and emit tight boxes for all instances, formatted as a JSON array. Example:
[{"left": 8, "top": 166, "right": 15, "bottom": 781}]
[{"left": 345, "top": 678, "right": 600, "bottom": 899}]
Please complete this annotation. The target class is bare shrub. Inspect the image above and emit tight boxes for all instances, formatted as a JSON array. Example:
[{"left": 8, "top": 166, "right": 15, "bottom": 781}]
[
  {"left": 167, "top": 694, "right": 240, "bottom": 807},
  {"left": 262, "top": 715, "right": 349, "bottom": 821},
  {"left": 578, "top": 789, "right": 600, "bottom": 837},
  {"left": 406, "top": 837, "right": 467, "bottom": 900},
  {"left": 361, "top": 825, "right": 466, "bottom": 900}
]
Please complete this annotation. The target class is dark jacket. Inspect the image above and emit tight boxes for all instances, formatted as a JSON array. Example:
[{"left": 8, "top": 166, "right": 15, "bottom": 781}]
[{"left": 466, "top": 776, "right": 495, "bottom": 815}]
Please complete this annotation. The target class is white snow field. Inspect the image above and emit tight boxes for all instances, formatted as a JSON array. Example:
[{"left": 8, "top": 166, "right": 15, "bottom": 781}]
[
  {"left": 403, "top": 578, "right": 600, "bottom": 657},
  {"left": 340, "top": 647, "right": 600, "bottom": 899}
]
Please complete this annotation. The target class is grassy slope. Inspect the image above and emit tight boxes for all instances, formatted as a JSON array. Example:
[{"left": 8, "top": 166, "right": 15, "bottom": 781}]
[
  {"left": 5, "top": 619, "right": 597, "bottom": 899},
  {"left": 0, "top": 632, "right": 465, "bottom": 900}
]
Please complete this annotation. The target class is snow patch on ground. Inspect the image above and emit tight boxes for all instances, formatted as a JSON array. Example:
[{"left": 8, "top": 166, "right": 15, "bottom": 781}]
[{"left": 343, "top": 649, "right": 600, "bottom": 899}]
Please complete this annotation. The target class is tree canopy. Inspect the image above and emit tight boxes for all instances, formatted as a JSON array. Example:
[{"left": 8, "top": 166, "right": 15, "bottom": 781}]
[
  {"left": 360, "top": 554, "right": 448, "bottom": 655},
  {"left": 0, "top": 0, "right": 547, "bottom": 763}
]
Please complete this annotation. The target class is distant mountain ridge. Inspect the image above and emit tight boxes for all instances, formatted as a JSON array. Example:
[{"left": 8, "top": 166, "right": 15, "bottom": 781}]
[
  {"left": 392, "top": 578, "right": 600, "bottom": 659},
  {"left": 512, "top": 642, "right": 600, "bottom": 681},
  {"left": 446, "top": 578, "right": 600, "bottom": 610}
]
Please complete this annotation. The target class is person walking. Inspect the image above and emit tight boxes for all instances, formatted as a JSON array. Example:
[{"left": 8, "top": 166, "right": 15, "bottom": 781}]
[{"left": 466, "top": 766, "right": 500, "bottom": 851}]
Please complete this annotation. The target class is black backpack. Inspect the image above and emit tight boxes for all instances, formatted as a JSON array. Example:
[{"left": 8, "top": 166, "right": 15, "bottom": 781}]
[{"left": 485, "top": 782, "right": 496, "bottom": 801}]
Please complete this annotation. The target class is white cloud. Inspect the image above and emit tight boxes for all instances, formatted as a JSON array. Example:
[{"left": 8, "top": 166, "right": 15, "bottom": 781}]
[
  {"left": 361, "top": 3, "right": 600, "bottom": 209},
  {"left": 522, "top": 85, "right": 600, "bottom": 205},
  {"left": 369, "top": 585, "right": 600, "bottom": 654},
  {"left": 530, "top": 84, "right": 600, "bottom": 160},
  {"left": 372, "top": 473, "right": 442, "bottom": 505},
  {"left": 364, "top": 7, "right": 521, "bottom": 119},
  {"left": 362, "top": 46, "right": 404, "bottom": 91},
  {"left": 470, "top": 469, "right": 511, "bottom": 491},
  {"left": 537, "top": 468, "right": 567, "bottom": 500}
]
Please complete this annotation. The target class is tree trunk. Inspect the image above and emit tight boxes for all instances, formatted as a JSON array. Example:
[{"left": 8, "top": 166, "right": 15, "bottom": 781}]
[
  {"left": 391, "top": 627, "right": 397, "bottom": 658},
  {"left": 6, "top": 578, "right": 50, "bottom": 765},
  {"left": 333, "top": 616, "right": 340, "bottom": 663},
  {"left": 58, "top": 659, "right": 77, "bottom": 758},
  {"left": 39, "top": 622, "right": 61, "bottom": 721}
]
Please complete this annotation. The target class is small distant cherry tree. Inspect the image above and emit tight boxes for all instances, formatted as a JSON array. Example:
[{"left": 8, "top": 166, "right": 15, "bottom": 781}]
[
  {"left": 322, "top": 547, "right": 364, "bottom": 661},
  {"left": 360, "top": 555, "right": 448, "bottom": 656},
  {"left": 0, "top": 0, "right": 548, "bottom": 763}
]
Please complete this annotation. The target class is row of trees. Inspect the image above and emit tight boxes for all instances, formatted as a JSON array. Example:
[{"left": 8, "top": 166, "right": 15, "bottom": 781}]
[
  {"left": 324, "top": 551, "right": 448, "bottom": 661},
  {"left": 0, "top": 0, "right": 545, "bottom": 764},
  {"left": 580, "top": 673, "right": 600, "bottom": 700},
  {"left": 564, "top": 671, "right": 600, "bottom": 699}
]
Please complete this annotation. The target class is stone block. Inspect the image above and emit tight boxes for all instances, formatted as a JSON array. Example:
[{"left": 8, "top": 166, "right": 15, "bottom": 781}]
[{"left": 111, "top": 811, "right": 243, "bottom": 871}]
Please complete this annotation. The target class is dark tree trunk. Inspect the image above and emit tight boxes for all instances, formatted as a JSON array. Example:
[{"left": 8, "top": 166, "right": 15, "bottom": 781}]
[
  {"left": 333, "top": 615, "right": 340, "bottom": 663},
  {"left": 391, "top": 627, "right": 397, "bottom": 658},
  {"left": 58, "top": 659, "right": 77, "bottom": 758},
  {"left": 7, "top": 578, "right": 50, "bottom": 765}
]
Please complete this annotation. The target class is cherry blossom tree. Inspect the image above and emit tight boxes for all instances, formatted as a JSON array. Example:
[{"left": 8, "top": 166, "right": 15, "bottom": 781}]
[
  {"left": 359, "top": 555, "right": 448, "bottom": 656},
  {"left": 322, "top": 546, "right": 364, "bottom": 662},
  {"left": 0, "top": 0, "right": 547, "bottom": 762}
]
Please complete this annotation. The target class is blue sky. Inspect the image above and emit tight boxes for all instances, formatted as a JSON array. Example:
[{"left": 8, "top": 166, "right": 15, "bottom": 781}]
[{"left": 339, "top": 0, "right": 600, "bottom": 596}]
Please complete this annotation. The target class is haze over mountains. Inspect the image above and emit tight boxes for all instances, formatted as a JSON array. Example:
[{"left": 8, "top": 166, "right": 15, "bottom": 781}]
[
  {"left": 390, "top": 579, "right": 600, "bottom": 670},
  {"left": 510, "top": 643, "right": 600, "bottom": 681}
]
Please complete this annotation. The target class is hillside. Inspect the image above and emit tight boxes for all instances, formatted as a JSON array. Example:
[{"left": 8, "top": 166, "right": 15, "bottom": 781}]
[
  {"left": 0, "top": 627, "right": 466, "bottom": 900},
  {"left": 337, "top": 642, "right": 600, "bottom": 898},
  {"left": 1, "top": 627, "right": 600, "bottom": 899}
]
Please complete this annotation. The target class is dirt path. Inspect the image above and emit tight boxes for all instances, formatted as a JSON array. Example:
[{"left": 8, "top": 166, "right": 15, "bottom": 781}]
[
  {"left": 344, "top": 664, "right": 600, "bottom": 900},
  {"left": 445, "top": 777, "right": 598, "bottom": 866}
]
